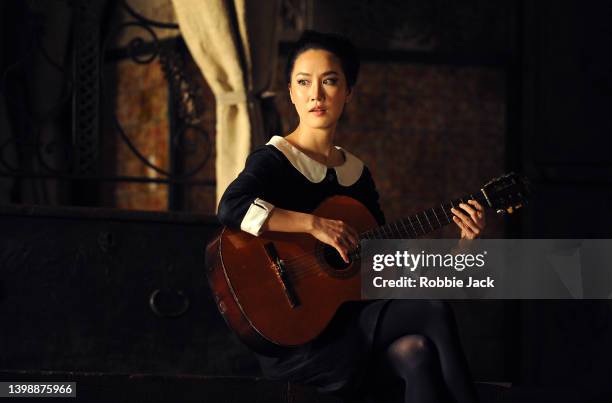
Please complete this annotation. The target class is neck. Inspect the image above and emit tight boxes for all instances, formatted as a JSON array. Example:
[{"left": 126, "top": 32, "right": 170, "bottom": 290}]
[{"left": 289, "top": 124, "right": 337, "bottom": 158}]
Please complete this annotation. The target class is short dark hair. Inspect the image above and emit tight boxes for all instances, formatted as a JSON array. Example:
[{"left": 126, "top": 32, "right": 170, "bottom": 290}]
[{"left": 285, "top": 30, "right": 360, "bottom": 89}]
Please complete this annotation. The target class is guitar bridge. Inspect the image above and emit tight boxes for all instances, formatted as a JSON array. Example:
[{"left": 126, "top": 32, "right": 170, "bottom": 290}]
[{"left": 263, "top": 242, "right": 300, "bottom": 308}]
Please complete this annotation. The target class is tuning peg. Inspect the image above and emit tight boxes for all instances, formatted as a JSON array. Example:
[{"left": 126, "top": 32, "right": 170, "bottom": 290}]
[
  {"left": 496, "top": 209, "right": 506, "bottom": 215},
  {"left": 506, "top": 207, "right": 514, "bottom": 214}
]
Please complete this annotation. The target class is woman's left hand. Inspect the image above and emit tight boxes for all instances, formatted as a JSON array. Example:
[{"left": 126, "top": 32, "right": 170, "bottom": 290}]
[{"left": 451, "top": 200, "right": 486, "bottom": 239}]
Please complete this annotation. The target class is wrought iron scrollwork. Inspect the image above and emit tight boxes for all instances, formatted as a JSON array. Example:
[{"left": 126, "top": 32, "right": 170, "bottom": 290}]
[
  {"left": 0, "top": 0, "right": 213, "bottom": 207},
  {"left": 160, "top": 40, "right": 211, "bottom": 178},
  {"left": 100, "top": 1, "right": 211, "bottom": 180}
]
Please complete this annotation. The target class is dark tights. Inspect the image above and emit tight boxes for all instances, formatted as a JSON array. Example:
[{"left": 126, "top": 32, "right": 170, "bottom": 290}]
[{"left": 365, "top": 300, "right": 479, "bottom": 403}]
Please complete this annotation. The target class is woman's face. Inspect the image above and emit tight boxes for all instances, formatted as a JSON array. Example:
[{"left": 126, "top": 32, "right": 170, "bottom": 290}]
[{"left": 288, "top": 49, "right": 352, "bottom": 130}]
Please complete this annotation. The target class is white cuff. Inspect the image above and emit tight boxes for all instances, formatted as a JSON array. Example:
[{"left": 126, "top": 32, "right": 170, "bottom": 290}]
[{"left": 240, "top": 198, "right": 275, "bottom": 236}]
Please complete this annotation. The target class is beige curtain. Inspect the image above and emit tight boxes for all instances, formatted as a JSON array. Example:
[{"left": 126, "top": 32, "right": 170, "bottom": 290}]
[{"left": 171, "top": 0, "right": 280, "bottom": 207}]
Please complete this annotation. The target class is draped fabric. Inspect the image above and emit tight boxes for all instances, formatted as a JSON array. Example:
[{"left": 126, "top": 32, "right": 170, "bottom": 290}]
[{"left": 171, "top": 0, "right": 280, "bottom": 206}]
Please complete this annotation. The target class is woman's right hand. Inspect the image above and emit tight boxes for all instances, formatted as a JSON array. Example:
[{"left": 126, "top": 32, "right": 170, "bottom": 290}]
[{"left": 309, "top": 216, "right": 360, "bottom": 263}]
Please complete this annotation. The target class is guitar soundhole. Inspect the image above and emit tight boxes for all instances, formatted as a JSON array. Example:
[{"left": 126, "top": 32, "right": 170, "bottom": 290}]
[{"left": 318, "top": 244, "right": 357, "bottom": 278}]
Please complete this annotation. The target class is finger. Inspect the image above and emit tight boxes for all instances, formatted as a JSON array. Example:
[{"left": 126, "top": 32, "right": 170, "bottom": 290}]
[
  {"left": 340, "top": 236, "right": 355, "bottom": 254},
  {"left": 463, "top": 216, "right": 481, "bottom": 234},
  {"left": 475, "top": 210, "right": 486, "bottom": 228},
  {"left": 347, "top": 226, "right": 360, "bottom": 247},
  {"left": 454, "top": 205, "right": 482, "bottom": 232},
  {"left": 459, "top": 203, "right": 480, "bottom": 226},
  {"left": 454, "top": 212, "right": 479, "bottom": 234},
  {"left": 451, "top": 207, "right": 469, "bottom": 221},
  {"left": 339, "top": 222, "right": 359, "bottom": 247},
  {"left": 459, "top": 202, "right": 476, "bottom": 215},
  {"left": 452, "top": 215, "right": 465, "bottom": 229},
  {"left": 468, "top": 200, "right": 486, "bottom": 223},
  {"left": 467, "top": 199, "right": 483, "bottom": 211},
  {"left": 335, "top": 244, "right": 350, "bottom": 263},
  {"left": 332, "top": 235, "right": 351, "bottom": 263},
  {"left": 454, "top": 216, "right": 476, "bottom": 239}
]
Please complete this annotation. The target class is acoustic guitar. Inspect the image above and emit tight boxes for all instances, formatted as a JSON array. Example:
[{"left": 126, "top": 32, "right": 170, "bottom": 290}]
[{"left": 205, "top": 172, "right": 529, "bottom": 355}]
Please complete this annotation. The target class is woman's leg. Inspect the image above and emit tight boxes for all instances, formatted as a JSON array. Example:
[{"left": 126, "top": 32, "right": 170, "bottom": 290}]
[
  {"left": 387, "top": 335, "right": 447, "bottom": 402},
  {"left": 372, "top": 300, "right": 479, "bottom": 403}
]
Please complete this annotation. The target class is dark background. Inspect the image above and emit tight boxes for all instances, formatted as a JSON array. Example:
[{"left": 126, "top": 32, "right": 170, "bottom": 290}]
[{"left": 1, "top": 0, "right": 611, "bottom": 402}]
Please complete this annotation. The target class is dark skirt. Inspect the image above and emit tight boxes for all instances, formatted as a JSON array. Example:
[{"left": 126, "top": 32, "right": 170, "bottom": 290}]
[{"left": 255, "top": 299, "right": 391, "bottom": 394}]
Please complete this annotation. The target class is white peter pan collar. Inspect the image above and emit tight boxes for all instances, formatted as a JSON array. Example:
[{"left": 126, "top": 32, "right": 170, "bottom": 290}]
[{"left": 267, "top": 135, "right": 364, "bottom": 186}]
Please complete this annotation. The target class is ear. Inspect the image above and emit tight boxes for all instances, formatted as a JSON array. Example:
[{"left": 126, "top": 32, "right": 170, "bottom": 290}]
[
  {"left": 288, "top": 83, "right": 295, "bottom": 104},
  {"left": 345, "top": 87, "right": 353, "bottom": 104}
]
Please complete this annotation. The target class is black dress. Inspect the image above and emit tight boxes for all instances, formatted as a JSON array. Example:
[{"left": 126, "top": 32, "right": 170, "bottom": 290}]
[{"left": 217, "top": 136, "right": 391, "bottom": 394}]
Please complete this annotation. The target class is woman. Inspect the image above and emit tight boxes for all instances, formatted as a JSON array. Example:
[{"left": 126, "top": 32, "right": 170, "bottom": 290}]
[{"left": 217, "top": 30, "right": 485, "bottom": 403}]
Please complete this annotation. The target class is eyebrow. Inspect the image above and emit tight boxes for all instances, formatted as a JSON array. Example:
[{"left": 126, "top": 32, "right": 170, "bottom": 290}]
[{"left": 295, "top": 71, "right": 340, "bottom": 77}]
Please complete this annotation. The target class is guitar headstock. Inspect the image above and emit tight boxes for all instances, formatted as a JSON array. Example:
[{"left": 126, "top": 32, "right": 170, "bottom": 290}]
[{"left": 482, "top": 172, "right": 531, "bottom": 215}]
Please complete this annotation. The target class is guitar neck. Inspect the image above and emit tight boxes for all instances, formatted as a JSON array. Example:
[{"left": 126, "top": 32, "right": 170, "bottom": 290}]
[{"left": 360, "top": 191, "right": 488, "bottom": 241}]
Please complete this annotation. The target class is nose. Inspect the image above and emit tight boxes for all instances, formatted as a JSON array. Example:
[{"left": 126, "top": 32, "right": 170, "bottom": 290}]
[{"left": 310, "top": 80, "right": 323, "bottom": 101}]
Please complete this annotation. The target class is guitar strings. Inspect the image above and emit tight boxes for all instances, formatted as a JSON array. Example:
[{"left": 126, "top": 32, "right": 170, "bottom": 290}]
[
  {"left": 266, "top": 228, "right": 376, "bottom": 269},
  {"left": 271, "top": 204, "right": 461, "bottom": 268},
  {"left": 264, "top": 228, "right": 382, "bottom": 281},
  {"left": 266, "top": 220, "right": 426, "bottom": 280},
  {"left": 271, "top": 199, "right": 481, "bottom": 271},
  {"left": 251, "top": 195, "right": 499, "bottom": 282},
  {"left": 259, "top": 201, "right": 476, "bottom": 280},
  {"left": 270, "top": 223, "right": 464, "bottom": 281},
  {"left": 268, "top": 221, "right": 416, "bottom": 271}
]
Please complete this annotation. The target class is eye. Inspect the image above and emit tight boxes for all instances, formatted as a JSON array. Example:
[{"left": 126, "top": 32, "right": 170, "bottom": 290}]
[
  {"left": 323, "top": 78, "right": 338, "bottom": 85},
  {"left": 297, "top": 79, "right": 309, "bottom": 86}
]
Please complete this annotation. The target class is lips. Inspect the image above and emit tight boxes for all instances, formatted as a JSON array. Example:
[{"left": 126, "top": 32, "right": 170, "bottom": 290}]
[
  {"left": 309, "top": 109, "right": 326, "bottom": 117},
  {"left": 309, "top": 105, "right": 326, "bottom": 112},
  {"left": 309, "top": 108, "right": 327, "bottom": 115}
]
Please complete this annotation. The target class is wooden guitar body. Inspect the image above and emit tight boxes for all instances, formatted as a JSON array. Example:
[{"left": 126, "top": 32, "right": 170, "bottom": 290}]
[{"left": 205, "top": 196, "right": 378, "bottom": 355}]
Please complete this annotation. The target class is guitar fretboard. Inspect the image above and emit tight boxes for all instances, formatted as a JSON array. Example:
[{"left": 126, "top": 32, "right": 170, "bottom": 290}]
[{"left": 348, "top": 192, "right": 488, "bottom": 260}]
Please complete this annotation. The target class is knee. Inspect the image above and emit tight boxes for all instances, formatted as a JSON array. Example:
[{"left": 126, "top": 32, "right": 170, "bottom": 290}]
[{"left": 387, "top": 335, "right": 436, "bottom": 375}]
